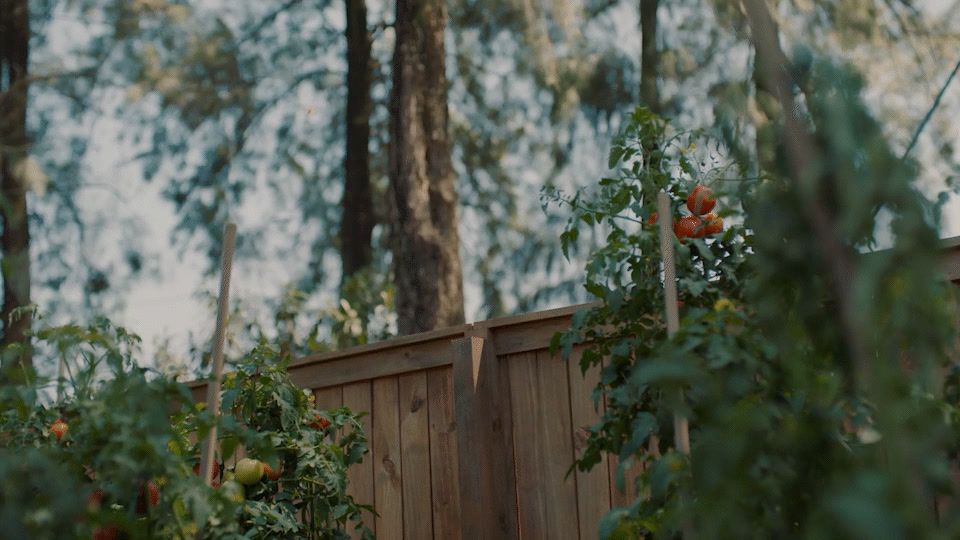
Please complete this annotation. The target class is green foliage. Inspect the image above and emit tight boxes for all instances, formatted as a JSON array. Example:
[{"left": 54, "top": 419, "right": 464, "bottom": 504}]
[
  {"left": 0, "top": 318, "right": 371, "bottom": 539},
  {"left": 235, "top": 271, "right": 396, "bottom": 362},
  {"left": 550, "top": 56, "right": 960, "bottom": 540}
]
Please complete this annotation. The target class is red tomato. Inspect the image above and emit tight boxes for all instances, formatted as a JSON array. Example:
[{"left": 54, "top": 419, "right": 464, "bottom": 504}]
[
  {"left": 50, "top": 419, "right": 68, "bottom": 442},
  {"left": 703, "top": 213, "right": 724, "bottom": 235},
  {"left": 674, "top": 216, "right": 705, "bottom": 239},
  {"left": 92, "top": 526, "right": 119, "bottom": 540},
  {"left": 686, "top": 185, "right": 716, "bottom": 215},
  {"left": 262, "top": 461, "right": 282, "bottom": 481},
  {"left": 135, "top": 480, "right": 159, "bottom": 514}
]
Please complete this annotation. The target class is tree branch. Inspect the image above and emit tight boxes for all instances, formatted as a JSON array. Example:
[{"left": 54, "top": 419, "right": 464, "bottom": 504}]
[
  {"left": 902, "top": 54, "right": 960, "bottom": 161},
  {"left": 741, "top": 0, "right": 870, "bottom": 388}
]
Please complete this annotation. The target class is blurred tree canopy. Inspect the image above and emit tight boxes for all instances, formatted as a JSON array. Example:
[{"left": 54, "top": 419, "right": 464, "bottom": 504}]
[{"left": 1, "top": 0, "right": 958, "bottom": 369}]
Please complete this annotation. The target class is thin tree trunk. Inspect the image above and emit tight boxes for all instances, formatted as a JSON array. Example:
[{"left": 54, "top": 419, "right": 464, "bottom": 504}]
[
  {"left": 340, "top": 0, "right": 375, "bottom": 281},
  {"left": 746, "top": 0, "right": 784, "bottom": 173},
  {"left": 0, "top": 0, "right": 32, "bottom": 369},
  {"left": 640, "top": 0, "right": 660, "bottom": 112},
  {"left": 389, "top": 0, "right": 465, "bottom": 335}
]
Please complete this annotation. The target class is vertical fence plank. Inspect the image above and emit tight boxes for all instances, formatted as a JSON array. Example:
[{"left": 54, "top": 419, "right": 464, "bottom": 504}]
[
  {"left": 373, "top": 377, "right": 403, "bottom": 540},
  {"left": 509, "top": 352, "right": 547, "bottom": 537},
  {"left": 566, "top": 348, "right": 611, "bottom": 539},
  {"left": 428, "top": 367, "right": 461, "bottom": 540},
  {"left": 452, "top": 331, "right": 519, "bottom": 539},
  {"left": 343, "top": 381, "right": 375, "bottom": 539},
  {"left": 314, "top": 386, "right": 344, "bottom": 410},
  {"left": 399, "top": 371, "right": 432, "bottom": 539},
  {"left": 509, "top": 350, "right": 580, "bottom": 538}
]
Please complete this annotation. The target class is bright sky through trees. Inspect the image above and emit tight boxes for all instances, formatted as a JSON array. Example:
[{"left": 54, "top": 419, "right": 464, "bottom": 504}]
[{"left": 21, "top": 0, "right": 960, "bottom": 370}]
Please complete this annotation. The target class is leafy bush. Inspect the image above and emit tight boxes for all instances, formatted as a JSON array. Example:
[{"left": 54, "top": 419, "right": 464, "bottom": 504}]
[
  {"left": 0, "top": 318, "right": 372, "bottom": 539},
  {"left": 550, "top": 57, "right": 960, "bottom": 539}
]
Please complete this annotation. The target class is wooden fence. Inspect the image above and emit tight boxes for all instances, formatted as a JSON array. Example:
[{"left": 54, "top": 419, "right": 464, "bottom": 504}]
[
  {"left": 187, "top": 237, "right": 960, "bottom": 540},
  {"left": 189, "top": 304, "right": 643, "bottom": 539}
]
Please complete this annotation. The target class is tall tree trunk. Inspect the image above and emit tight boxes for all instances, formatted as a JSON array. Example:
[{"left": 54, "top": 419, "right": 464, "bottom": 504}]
[
  {"left": 340, "top": 0, "right": 375, "bottom": 281},
  {"left": 389, "top": 0, "right": 465, "bottom": 335},
  {"left": 0, "top": 0, "right": 32, "bottom": 369},
  {"left": 640, "top": 0, "right": 660, "bottom": 112},
  {"left": 744, "top": 0, "right": 785, "bottom": 173}
]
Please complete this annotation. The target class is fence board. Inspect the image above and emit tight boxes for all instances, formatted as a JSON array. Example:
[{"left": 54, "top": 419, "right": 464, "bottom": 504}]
[
  {"left": 427, "top": 367, "right": 461, "bottom": 540},
  {"left": 452, "top": 333, "right": 519, "bottom": 539},
  {"left": 399, "top": 372, "right": 432, "bottom": 539},
  {"left": 342, "top": 381, "right": 375, "bottom": 539},
  {"left": 566, "top": 348, "right": 611, "bottom": 540},
  {"left": 508, "top": 350, "right": 580, "bottom": 538},
  {"left": 290, "top": 338, "right": 456, "bottom": 389},
  {"left": 373, "top": 377, "right": 403, "bottom": 540},
  {"left": 314, "top": 386, "right": 343, "bottom": 410}
]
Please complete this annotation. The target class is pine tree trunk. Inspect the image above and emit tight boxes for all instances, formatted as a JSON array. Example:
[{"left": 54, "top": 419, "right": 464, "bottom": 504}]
[
  {"left": 744, "top": 0, "right": 784, "bottom": 173},
  {"left": 0, "top": 0, "right": 32, "bottom": 368},
  {"left": 389, "top": 0, "right": 465, "bottom": 335},
  {"left": 640, "top": 0, "right": 660, "bottom": 112},
  {"left": 340, "top": 0, "right": 375, "bottom": 281}
]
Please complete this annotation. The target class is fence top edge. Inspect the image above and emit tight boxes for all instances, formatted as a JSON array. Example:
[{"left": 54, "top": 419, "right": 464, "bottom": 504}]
[
  {"left": 940, "top": 235, "right": 960, "bottom": 251},
  {"left": 289, "top": 323, "right": 472, "bottom": 367},
  {"left": 477, "top": 301, "right": 600, "bottom": 330},
  {"left": 183, "top": 303, "right": 602, "bottom": 388},
  {"left": 183, "top": 237, "right": 960, "bottom": 389}
]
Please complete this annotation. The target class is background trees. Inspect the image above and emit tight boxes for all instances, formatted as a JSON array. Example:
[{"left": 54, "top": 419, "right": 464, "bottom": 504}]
[
  {"left": 0, "top": 0, "right": 32, "bottom": 365},
  {"left": 389, "top": 0, "right": 465, "bottom": 334},
  {"left": 0, "top": 0, "right": 957, "bottom": 371}
]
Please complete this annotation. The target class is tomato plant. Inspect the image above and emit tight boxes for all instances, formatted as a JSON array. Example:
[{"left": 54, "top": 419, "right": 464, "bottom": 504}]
[
  {"left": 0, "top": 319, "right": 372, "bottom": 539},
  {"left": 547, "top": 56, "right": 960, "bottom": 540}
]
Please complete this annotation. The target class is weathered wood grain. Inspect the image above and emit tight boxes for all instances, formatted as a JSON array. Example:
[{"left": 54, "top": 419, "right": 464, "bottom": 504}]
[
  {"left": 372, "top": 377, "right": 403, "bottom": 540},
  {"left": 399, "top": 371, "right": 432, "bottom": 539},
  {"left": 427, "top": 367, "right": 461, "bottom": 540},
  {"left": 452, "top": 331, "right": 519, "bottom": 539},
  {"left": 508, "top": 349, "right": 580, "bottom": 538},
  {"left": 566, "top": 347, "right": 611, "bottom": 539},
  {"left": 342, "top": 381, "right": 375, "bottom": 539}
]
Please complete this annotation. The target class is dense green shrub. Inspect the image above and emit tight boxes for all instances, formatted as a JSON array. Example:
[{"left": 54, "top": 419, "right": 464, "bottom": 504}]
[{"left": 550, "top": 57, "right": 960, "bottom": 539}]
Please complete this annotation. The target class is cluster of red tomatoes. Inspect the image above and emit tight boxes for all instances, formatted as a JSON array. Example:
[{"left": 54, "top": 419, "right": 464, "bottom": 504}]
[{"left": 647, "top": 184, "right": 724, "bottom": 241}]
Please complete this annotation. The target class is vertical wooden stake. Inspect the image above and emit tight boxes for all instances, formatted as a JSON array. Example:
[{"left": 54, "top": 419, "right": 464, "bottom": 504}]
[
  {"left": 657, "top": 192, "right": 690, "bottom": 454},
  {"left": 199, "top": 223, "right": 237, "bottom": 486}
]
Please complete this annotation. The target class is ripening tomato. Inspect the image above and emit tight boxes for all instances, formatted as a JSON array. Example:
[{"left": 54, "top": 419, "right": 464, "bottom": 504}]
[
  {"left": 50, "top": 419, "right": 68, "bottom": 442},
  {"left": 703, "top": 212, "right": 723, "bottom": 235},
  {"left": 674, "top": 216, "right": 705, "bottom": 239},
  {"left": 686, "top": 185, "right": 716, "bottom": 215},
  {"left": 308, "top": 414, "right": 331, "bottom": 430},
  {"left": 135, "top": 480, "right": 160, "bottom": 514},
  {"left": 261, "top": 461, "right": 282, "bottom": 481},
  {"left": 92, "top": 526, "right": 119, "bottom": 540}
]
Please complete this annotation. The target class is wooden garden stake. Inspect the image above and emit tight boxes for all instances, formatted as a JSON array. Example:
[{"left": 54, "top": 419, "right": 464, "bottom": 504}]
[
  {"left": 199, "top": 223, "right": 237, "bottom": 487},
  {"left": 656, "top": 192, "right": 691, "bottom": 454}
]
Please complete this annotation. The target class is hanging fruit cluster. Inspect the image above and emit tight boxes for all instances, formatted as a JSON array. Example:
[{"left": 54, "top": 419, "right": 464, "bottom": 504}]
[{"left": 647, "top": 184, "right": 724, "bottom": 240}]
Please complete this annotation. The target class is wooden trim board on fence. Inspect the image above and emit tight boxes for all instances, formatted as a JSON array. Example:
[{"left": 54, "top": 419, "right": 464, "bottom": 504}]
[{"left": 187, "top": 302, "right": 596, "bottom": 399}]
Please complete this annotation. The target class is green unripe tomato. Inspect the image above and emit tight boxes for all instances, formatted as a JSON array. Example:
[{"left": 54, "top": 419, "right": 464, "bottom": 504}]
[
  {"left": 234, "top": 458, "right": 264, "bottom": 485},
  {"left": 219, "top": 480, "right": 245, "bottom": 503}
]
